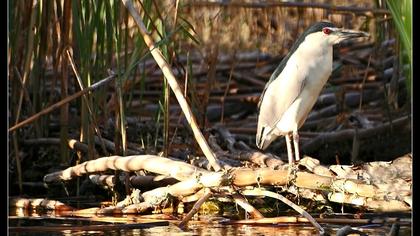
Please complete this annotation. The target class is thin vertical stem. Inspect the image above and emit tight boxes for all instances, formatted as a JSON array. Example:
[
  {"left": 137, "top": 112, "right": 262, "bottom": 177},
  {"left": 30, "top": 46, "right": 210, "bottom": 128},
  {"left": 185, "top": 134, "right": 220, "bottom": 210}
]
[
  {"left": 121, "top": 0, "right": 221, "bottom": 171},
  {"left": 59, "top": 0, "right": 72, "bottom": 164}
]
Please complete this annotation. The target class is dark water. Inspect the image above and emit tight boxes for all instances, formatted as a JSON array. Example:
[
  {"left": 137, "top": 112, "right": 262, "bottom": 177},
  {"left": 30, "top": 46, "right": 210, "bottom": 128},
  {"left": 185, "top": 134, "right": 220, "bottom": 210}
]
[
  {"left": 9, "top": 218, "right": 412, "bottom": 236},
  {"left": 9, "top": 208, "right": 411, "bottom": 236},
  {"left": 9, "top": 216, "right": 315, "bottom": 235},
  {"left": 9, "top": 223, "right": 317, "bottom": 236}
]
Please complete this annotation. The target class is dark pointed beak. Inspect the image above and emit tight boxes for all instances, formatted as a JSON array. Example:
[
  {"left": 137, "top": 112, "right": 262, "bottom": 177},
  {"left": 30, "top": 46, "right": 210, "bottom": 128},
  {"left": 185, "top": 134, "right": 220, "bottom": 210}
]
[{"left": 337, "top": 29, "right": 370, "bottom": 39}]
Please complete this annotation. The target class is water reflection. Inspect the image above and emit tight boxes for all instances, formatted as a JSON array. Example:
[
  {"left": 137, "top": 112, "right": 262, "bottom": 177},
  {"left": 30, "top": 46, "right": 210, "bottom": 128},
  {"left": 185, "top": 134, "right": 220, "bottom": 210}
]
[
  {"left": 9, "top": 209, "right": 411, "bottom": 236},
  {"left": 54, "top": 224, "right": 319, "bottom": 236},
  {"left": 185, "top": 224, "right": 317, "bottom": 236}
]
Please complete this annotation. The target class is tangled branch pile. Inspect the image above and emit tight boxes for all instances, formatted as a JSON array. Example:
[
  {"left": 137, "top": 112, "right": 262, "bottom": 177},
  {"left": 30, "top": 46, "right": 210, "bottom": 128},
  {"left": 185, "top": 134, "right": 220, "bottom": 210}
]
[{"left": 41, "top": 144, "right": 411, "bottom": 227}]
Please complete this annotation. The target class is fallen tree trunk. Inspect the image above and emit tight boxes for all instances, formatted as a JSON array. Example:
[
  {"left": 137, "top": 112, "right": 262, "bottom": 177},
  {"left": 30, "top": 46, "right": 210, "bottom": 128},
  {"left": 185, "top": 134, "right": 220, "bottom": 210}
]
[
  {"left": 43, "top": 154, "right": 411, "bottom": 212},
  {"left": 43, "top": 155, "right": 211, "bottom": 183}
]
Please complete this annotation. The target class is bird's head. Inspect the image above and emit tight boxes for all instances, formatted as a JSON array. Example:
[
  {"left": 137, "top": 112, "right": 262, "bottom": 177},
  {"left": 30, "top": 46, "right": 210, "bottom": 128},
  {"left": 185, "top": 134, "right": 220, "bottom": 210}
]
[
  {"left": 321, "top": 25, "right": 370, "bottom": 45},
  {"left": 303, "top": 22, "right": 370, "bottom": 46}
]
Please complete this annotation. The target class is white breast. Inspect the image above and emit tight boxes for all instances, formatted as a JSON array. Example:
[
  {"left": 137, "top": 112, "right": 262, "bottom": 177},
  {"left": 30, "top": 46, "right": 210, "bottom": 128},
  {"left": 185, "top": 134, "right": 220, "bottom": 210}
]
[{"left": 275, "top": 33, "right": 333, "bottom": 133}]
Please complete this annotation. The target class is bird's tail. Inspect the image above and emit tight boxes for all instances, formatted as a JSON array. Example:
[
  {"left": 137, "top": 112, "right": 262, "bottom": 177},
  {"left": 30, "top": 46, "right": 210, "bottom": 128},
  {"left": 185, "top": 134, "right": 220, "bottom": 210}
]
[{"left": 256, "top": 124, "right": 277, "bottom": 150}]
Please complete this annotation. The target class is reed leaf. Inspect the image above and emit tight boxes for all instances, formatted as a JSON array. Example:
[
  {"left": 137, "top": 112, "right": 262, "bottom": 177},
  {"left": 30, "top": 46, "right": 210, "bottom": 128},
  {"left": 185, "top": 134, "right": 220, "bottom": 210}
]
[{"left": 385, "top": 0, "right": 412, "bottom": 94}]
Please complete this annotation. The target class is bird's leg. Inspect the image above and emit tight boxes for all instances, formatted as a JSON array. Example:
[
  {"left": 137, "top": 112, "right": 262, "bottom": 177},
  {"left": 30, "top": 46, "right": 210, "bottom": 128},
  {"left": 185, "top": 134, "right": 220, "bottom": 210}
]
[
  {"left": 285, "top": 133, "right": 294, "bottom": 166},
  {"left": 285, "top": 133, "right": 297, "bottom": 186},
  {"left": 293, "top": 130, "right": 300, "bottom": 162}
]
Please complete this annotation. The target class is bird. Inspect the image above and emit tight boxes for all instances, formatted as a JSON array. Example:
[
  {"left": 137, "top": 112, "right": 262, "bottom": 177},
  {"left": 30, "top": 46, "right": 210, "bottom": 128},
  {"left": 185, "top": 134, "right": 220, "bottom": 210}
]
[{"left": 256, "top": 21, "right": 369, "bottom": 166}]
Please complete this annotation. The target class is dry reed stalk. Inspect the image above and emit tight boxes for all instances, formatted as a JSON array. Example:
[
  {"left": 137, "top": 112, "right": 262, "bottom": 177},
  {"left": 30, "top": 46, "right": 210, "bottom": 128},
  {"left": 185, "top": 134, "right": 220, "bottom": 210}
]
[
  {"left": 240, "top": 189, "right": 325, "bottom": 234},
  {"left": 9, "top": 73, "right": 117, "bottom": 132},
  {"left": 121, "top": 0, "right": 221, "bottom": 171},
  {"left": 178, "top": 188, "right": 212, "bottom": 228}
]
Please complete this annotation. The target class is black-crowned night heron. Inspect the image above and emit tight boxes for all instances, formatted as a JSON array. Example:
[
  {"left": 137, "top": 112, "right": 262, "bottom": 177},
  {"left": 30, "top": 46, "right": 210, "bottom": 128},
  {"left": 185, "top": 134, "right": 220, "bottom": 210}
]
[{"left": 256, "top": 21, "right": 369, "bottom": 166}]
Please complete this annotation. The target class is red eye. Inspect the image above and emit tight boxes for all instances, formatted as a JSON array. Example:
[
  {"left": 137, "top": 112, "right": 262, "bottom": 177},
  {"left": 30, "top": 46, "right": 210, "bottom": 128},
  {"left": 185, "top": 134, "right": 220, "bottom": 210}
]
[{"left": 323, "top": 28, "right": 331, "bottom": 35}]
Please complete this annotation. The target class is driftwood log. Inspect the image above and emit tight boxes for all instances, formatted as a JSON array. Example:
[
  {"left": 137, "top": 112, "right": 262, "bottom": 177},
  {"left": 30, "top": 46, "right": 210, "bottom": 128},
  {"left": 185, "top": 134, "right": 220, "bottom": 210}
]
[
  {"left": 37, "top": 151, "right": 412, "bottom": 235},
  {"left": 43, "top": 153, "right": 411, "bottom": 213}
]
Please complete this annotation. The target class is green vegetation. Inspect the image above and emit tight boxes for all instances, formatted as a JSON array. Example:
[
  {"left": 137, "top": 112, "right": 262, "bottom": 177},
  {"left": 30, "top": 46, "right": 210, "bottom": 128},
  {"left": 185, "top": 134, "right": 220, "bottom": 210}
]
[
  {"left": 8, "top": 0, "right": 199, "bottom": 194},
  {"left": 386, "top": 0, "right": 412, "bottom": 94}
]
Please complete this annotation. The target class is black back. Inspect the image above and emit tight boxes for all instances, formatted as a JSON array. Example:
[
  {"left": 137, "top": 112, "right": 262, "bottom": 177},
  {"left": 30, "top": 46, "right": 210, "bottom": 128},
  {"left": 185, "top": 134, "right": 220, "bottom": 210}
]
[{"left": 257, "top": 22, "right": 336, "bottom": 110}]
